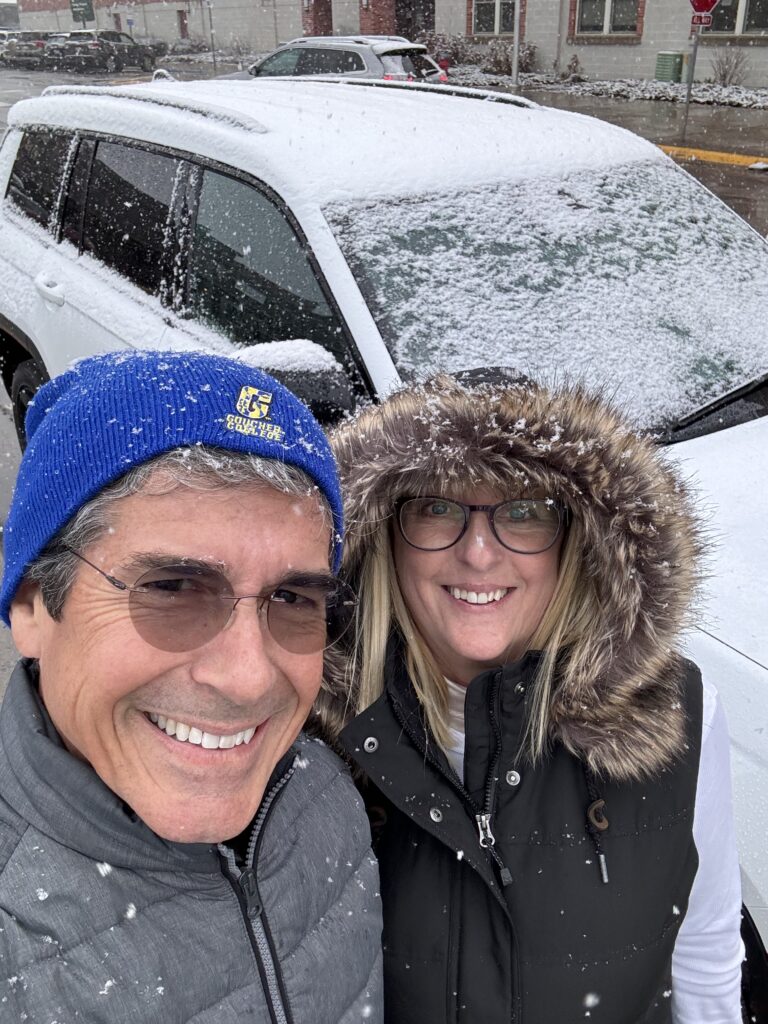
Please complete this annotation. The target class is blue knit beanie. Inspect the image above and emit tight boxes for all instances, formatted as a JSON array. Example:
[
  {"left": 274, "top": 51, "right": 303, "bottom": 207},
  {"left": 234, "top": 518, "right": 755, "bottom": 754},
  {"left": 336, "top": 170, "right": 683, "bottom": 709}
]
[{"left": 0, "top": 350, "right": 344, "bottom": 625}]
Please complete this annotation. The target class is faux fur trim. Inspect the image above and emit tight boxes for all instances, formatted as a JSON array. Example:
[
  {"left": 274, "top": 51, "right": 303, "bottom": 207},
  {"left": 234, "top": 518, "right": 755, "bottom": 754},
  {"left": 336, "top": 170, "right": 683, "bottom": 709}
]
[{"left": 331, "top": 374, "right": 706, "bottom": 782}]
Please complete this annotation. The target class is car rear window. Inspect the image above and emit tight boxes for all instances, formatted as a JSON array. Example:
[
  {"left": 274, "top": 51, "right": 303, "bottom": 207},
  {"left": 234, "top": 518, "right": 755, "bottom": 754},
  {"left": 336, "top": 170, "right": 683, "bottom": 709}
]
[
  {"left": 5, "top": 130, "right": 74, "bottom": 231},
  {"left": 380, "top": 51, "right": 435, "bottom": 78},
  {"left": 82, "top": 141, "right": 180, "bottom": 295}
]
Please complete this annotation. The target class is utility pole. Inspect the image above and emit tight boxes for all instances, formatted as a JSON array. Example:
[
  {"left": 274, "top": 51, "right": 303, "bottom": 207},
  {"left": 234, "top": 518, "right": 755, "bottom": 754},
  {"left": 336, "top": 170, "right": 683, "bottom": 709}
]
[
  {"left": 207, "top": 0, "right": 217, "bottom": 76},
  {"left": 511, "top": 0, "right": 521, "bottom": 92},
  {"left": 682, "top": 25, "right": 701, "bottom": 142}
]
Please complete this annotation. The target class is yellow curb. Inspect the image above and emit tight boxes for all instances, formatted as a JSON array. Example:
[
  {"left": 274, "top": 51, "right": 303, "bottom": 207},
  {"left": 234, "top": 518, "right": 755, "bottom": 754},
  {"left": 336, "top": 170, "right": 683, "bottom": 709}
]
[{"left": 659, "top": 144, "right": 768, "bottom": 167}]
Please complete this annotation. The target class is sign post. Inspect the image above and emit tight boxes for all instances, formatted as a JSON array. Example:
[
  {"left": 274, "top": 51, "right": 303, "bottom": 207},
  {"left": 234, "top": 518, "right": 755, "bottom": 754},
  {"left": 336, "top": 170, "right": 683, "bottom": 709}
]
[{"left": 682, "top": 0, "right": 722, "bottom": 141}]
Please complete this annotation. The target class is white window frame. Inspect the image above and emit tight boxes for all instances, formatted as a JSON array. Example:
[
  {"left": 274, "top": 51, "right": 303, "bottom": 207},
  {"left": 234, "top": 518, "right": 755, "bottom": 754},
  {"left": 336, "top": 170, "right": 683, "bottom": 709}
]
[
  {"left": 473, "top": 0, "right": 515, "bottom": 36},
  {"left": 577, "top": 0, "right": 639, "bottom": 35},
  {"left": 709, "top": 0, "right": 768, "bottom": 34}
]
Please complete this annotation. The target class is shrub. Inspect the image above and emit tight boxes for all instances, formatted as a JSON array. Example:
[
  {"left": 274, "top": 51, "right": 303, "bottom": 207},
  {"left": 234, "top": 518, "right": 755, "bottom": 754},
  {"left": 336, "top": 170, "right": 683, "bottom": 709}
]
[
  {"left": 710, "top": 45, "right": 750, "bottom": 87},
  {"left": 482, "top": 38, "right": 537, "bottom": 75}
]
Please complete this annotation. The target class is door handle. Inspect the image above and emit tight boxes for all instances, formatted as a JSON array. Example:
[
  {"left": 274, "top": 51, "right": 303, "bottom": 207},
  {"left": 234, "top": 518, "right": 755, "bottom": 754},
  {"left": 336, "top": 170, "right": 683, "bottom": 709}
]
[{"left": 34, "top": 273, "right": 66, "bottom": 307}]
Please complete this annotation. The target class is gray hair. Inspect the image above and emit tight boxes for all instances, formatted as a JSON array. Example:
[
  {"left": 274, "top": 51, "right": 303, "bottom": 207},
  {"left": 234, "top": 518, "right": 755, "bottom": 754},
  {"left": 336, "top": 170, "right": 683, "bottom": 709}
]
[{"left": 25, "top": 446, "right": 332, "bottom": 620}]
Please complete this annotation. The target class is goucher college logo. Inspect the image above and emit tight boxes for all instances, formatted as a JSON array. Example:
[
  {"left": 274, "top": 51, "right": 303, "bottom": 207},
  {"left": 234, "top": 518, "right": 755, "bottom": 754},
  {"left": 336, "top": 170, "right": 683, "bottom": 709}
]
[
  {"left": 227, "top": 386, "right": 286, "bottom": 442},
  {"left": 236, "top": 386, "right": 273, "bottom": 420}
]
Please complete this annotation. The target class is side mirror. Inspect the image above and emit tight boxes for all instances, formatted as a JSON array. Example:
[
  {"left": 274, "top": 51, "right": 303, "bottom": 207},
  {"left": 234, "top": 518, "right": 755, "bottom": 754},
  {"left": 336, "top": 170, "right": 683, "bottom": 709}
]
[
  {"left": 234, "top": 342, "right": 359, "bottom": 425},
  {"left": 247, "top": 62, "right": 261, "bottom": 77},
  {"left": 270, "top": 366, "right": 357, "bottom": 426}
]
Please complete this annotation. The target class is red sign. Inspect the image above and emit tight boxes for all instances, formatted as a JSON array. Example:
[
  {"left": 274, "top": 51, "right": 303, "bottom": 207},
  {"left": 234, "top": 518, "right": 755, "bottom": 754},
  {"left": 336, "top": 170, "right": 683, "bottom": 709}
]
[
  {"left": 691, "top": 12, "right": 713, "bottom": 24},
  {"left": 689, "top": 0, "right": 721, "bottom": 13}
]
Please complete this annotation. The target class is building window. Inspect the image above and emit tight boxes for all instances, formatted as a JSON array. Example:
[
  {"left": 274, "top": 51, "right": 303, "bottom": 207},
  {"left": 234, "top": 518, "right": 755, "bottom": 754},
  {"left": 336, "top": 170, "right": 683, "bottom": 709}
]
[
  {"left": 708, "top": 0, "right": 768, "bottom": 33},
  {"left": 474, "top": 0, "right": 515, "bottom": 34},
  {"left": 578, "top": 0, "right": 638, "bottom": 33}
]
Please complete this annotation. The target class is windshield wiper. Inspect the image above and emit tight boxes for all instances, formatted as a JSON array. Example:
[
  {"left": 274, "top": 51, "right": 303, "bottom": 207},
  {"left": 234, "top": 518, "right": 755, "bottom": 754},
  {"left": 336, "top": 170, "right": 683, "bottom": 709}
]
[{"left": 662, "top": 369, "right": 768, "bottom": 443}]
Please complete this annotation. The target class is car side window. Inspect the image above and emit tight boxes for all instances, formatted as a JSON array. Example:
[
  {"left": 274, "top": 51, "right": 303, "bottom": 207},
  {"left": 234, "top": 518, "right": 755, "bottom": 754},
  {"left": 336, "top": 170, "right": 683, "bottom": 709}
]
[
  {"left": 120, "top": 34, "right": 135, "bottom": 44},
  {"left": 296, "top": 48, "right": 364, "bottom": 74},
  {"left": 82, "top": 141, "right": 180, "bottom": 295},
  {"left": 5, "top": 130, "right": 73, "bottom": 231},
  {"left": 255, "top": 49, "right": 300, "bottom": 75},
  {"left": 186, "top": 168, "right": 344, "bottom": 353}
]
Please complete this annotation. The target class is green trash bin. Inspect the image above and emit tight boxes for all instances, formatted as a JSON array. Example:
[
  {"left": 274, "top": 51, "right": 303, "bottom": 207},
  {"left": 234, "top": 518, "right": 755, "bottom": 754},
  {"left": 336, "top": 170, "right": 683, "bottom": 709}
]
[{"left": 655, "top": 51, "right": 683, "bottom": 83}]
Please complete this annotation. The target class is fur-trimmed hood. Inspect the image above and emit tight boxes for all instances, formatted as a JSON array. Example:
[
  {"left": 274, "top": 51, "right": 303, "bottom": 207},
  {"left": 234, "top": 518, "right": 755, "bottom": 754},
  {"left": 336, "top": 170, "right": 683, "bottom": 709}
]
[{"left": 330, "top": 373, "right": 706, "bottom": 782}]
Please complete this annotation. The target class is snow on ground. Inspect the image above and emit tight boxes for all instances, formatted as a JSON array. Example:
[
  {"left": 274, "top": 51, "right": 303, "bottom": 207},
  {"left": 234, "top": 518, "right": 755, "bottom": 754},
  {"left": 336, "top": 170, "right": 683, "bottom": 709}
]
[{"left": 451, "top": 65, "right": 768, "bottom": 109}]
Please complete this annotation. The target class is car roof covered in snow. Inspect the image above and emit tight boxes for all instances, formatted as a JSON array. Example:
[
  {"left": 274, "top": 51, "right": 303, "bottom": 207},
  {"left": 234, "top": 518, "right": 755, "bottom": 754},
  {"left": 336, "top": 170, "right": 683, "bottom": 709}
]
[{"left": 8, "top": 78, "right": 665, "bottom": 207}]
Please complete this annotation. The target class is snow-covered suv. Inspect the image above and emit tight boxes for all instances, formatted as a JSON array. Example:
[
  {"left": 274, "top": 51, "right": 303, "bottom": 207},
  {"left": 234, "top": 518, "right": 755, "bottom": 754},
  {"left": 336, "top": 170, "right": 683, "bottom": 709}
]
[
  {"left": 248, "top": 35, "right": 446, "bottom": 82},
  {"left": 0, "top": 78, "right": 766, "bottom": 1010}
]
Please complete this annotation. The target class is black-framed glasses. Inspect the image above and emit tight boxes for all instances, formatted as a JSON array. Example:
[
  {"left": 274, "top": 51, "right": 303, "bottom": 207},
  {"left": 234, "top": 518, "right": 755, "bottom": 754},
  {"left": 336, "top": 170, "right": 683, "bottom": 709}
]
[
  {"left": 63, "top": 547, "right": 356, "bottom": 655},
  {"left": 396, "top": 497, "right": 567, "bottom": 554}
]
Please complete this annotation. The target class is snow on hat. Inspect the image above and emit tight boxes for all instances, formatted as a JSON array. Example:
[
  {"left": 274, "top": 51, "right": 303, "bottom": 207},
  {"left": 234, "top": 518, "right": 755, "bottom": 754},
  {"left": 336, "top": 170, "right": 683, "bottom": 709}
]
[{"left": 0, "top": 350, "right": 343, "bottom": 624}]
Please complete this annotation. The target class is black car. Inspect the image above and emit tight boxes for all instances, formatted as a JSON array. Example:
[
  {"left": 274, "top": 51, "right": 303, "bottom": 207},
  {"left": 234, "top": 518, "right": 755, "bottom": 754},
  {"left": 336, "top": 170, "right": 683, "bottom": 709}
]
[
  {"left": 43, "top": 30, "right": 155, "bottom": 73},
  {"left": 1, "top": 31, "right": 51, "bottom": 68}
]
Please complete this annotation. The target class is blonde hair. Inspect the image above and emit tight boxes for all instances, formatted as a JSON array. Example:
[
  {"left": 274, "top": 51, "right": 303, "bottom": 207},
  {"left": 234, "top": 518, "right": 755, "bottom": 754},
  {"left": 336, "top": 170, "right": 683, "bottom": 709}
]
[{"left": 345, "top": 501, "right": 599, "bottom": 764}]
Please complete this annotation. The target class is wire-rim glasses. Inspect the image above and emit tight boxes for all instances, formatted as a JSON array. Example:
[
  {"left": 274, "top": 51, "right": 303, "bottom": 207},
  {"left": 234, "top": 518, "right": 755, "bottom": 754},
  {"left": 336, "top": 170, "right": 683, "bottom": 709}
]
[
  {"left": 396, "top": 497, "right": 567, "bottom": 554},
  {"left": 63, "top": 546, "right": 356, "bottom": 654}
]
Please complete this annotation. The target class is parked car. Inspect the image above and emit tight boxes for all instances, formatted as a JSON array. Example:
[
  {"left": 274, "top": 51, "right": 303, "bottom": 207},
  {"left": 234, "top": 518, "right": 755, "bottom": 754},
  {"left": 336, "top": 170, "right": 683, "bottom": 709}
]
[
  {"left": 0, "top": 79, "right": 766, "bottom": 1015},
  {"left": 0, "top": 30, "right": 50, "bottom": 68},
  {"left": 132, "top": 34, "right": 170, "bottom": 58},
  {"left": 43, "top": 30, "right": 155, "bottom": 72},
  {"left": 248, "top": 35, "right": 447, "bottom": 82}
]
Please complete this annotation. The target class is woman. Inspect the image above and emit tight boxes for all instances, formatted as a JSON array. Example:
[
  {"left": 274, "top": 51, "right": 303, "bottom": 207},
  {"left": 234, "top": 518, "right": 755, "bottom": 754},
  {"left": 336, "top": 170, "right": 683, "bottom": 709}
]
[{"left": 326, "top": 372, "right": 743, "bottom": 1024}]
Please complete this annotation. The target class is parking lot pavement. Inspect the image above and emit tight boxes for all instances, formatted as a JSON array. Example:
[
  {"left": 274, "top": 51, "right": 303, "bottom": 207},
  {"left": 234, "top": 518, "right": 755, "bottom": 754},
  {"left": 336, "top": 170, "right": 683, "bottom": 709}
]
[{"left": 0, "top": 60, "right": 239, "bottom": 127}]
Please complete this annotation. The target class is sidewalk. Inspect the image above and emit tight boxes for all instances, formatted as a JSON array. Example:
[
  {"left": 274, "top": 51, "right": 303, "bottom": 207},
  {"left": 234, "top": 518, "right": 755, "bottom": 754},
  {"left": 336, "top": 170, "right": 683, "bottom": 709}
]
[{"left": 522, "top": 87, "right": 768, "bottom": 166}]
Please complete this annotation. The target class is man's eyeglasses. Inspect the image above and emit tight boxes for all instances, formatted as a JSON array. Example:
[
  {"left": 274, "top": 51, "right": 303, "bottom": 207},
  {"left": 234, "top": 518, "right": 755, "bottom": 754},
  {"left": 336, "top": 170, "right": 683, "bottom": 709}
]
[
  {"left": 396, "top": 497, "right": 567, "bottom": 554},
  {"left": 63, "top": 547, "right": 356, "bottom": 655}
]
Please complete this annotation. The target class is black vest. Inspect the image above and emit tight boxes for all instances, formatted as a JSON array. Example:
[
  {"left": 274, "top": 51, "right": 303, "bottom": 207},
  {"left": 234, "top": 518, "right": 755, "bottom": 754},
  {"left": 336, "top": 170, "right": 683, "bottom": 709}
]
[{"left": 340, "top": 648, "right": 703, "bottom": 1024}]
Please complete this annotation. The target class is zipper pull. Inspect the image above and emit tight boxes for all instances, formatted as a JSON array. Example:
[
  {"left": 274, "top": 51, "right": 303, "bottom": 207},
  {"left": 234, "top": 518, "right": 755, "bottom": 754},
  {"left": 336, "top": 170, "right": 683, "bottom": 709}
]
[
  {"left": 476, "top": 812, "right": 496, "bottom": 848},
  {"left": 239, "top": 868, "right": 262, "bottom": 917}
]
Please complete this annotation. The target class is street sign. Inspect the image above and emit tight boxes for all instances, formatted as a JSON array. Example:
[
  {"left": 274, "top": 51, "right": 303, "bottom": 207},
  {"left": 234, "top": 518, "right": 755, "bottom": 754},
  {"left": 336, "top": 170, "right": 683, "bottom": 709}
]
[
  {"left": 69, "top": 0, "right": 94, "bottom": 21},
  {"left": 691, "top": 12, "right": 713, "bottom": 25},
  {"left": 127, "top": 16, "right": 134, "bottom": 26},
  {"left": 689, "top": 0, "right": 721, "bottom": 13}
]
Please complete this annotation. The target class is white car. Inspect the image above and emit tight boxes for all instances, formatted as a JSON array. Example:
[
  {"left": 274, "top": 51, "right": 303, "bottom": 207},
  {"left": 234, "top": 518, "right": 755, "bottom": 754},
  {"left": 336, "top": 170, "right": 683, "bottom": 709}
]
[{"left": 0, "top": 78, "right": 766, "bottom": 1007}]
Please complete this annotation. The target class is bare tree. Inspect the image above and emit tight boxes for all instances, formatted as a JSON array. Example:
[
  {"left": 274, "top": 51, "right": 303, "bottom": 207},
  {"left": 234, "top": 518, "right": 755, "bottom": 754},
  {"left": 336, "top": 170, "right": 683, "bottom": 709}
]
[{"left": 710, "top": 45, "right": 750, "bottom": 87}]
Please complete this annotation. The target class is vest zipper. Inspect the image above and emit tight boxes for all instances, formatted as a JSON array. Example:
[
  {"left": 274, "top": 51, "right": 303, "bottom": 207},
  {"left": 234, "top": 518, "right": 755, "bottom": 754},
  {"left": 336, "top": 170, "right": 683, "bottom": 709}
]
[
  {"left": 390, "top": 674, "right": 513, "bottom": 887},
  {"left": 220, "top": 762, "right": 296, "bottom": 1024}
]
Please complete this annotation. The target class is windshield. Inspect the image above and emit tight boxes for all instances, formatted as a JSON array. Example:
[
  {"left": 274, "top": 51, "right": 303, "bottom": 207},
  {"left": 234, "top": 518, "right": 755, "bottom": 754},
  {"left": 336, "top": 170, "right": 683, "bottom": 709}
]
[{"left": 325, "top": 160, "right": 768, "bottom": 428}]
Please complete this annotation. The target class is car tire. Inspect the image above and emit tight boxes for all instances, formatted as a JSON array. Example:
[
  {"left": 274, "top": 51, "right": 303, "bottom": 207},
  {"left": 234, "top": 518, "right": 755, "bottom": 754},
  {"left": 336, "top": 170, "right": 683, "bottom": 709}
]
[
  {"left": 104, "top": 54, "right": 121, "bottom": 73},
  {"left": 11, "top": 359, "right": 47, "bottom": 451},
  {"left": 141, "top": 54, "right": 155, "bottom": 72}
]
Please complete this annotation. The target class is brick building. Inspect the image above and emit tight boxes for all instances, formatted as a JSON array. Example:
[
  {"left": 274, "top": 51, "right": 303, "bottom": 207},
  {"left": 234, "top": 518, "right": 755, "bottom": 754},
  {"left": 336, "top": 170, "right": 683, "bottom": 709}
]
[{"left": 16, "top": 0, "right": 768, "bottom": 86}]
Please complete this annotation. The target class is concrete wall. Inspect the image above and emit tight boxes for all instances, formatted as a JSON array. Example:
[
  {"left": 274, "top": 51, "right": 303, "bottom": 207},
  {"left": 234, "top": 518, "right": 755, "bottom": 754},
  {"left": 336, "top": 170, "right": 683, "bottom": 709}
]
[
  {"left": 436, "top": 0, "right": 465, "bottom": 35},
  {"left": 331, "top": 0, "right": 359, "bottom": 35},
  {"left": 19, "top": 0, "right": 300, "bottom": 50},
  {"left": 525, "top": 0, "right": 768, "bottom": 87}
]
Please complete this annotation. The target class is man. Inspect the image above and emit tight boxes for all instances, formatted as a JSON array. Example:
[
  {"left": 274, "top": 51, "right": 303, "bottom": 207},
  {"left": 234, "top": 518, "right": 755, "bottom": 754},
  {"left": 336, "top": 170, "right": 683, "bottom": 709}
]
[{"left": 0, "top": 351, "right": 382, "bottom": 1023}]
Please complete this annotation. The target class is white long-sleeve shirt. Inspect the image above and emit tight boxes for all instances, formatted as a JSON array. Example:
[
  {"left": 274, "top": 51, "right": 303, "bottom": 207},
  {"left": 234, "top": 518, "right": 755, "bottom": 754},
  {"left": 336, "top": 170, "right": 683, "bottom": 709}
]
[{"left": 441, "top": 675, "right": 744, "bottom": 1024}]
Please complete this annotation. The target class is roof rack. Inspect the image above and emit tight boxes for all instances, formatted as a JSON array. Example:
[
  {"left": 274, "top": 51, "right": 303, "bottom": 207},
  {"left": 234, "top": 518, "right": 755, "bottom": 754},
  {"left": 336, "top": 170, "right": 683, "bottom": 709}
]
[
  {"left": 325, "top": 77, "right": 535, "bottom": 109},
  {"left": 40, "top": 85, "right": 269, "bottom": 135},
  {"left": 285, "top": 35, "right": 411, "bottom": 46}
]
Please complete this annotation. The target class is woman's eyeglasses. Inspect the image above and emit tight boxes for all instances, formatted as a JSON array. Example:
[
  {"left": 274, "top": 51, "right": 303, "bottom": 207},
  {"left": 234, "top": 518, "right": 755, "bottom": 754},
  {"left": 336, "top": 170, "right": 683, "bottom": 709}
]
[
  {"left": 63, "top": 547, "right": 356, "bottom": 655},
  {"left": 396, "top": 497, "right": 567, "bottom": 554}
]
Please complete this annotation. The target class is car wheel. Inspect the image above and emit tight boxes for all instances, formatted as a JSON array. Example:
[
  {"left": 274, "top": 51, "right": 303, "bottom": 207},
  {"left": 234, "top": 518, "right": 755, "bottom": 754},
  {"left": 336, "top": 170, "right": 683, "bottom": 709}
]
[
  {"left": 104, "top": 54, "right": 121, "bottom": 73},
  {"left": 141, "top": 54, "right": 155, "bottom": 72},
  {"left": 11, "top": 359, "right": 48, "bottom": 451}
]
